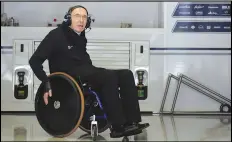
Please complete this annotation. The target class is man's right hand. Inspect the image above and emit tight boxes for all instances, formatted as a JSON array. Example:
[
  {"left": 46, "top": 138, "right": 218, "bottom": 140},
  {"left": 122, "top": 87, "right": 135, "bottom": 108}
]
[
  {"left": 44, "top": 81, "right": 52, "bottom": 105},
  {"left": 44, "top": 89, "right": 52, "bottom": 105}
]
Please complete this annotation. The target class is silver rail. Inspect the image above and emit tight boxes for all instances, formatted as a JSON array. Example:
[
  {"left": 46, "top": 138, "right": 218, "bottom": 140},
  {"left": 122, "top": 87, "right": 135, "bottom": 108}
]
[
  {"left": 181, "top": 74, "right": 230, "bottom": 103},
  {"left": 160, "top": 73, "right": 231, "bottom": 115}
]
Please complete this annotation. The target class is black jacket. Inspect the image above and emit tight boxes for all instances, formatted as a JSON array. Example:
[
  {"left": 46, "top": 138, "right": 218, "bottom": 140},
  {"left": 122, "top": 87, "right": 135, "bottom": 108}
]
[{"left": 29, "top": 23, "right": 95, "bottom": 83}]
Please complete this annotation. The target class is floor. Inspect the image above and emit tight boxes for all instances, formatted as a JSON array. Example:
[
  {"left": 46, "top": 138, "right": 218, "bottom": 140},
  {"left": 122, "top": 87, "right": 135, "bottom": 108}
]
[{"left": 1, "top": 114, "right": 231, "bottom": 141}]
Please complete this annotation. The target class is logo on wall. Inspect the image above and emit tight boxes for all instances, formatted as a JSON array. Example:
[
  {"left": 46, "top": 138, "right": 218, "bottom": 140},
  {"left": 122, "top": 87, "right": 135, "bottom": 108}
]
[
  {"left": 194, "top": 5, "right": 204, "bottom": 9},
  {"left": 208, "top": 5, "right": 219, "bottom": 9},
  {"left": 172, "top": 3, "right": 231, "bottom": 17},
  {"left": 172, "top": 21, "right": 231, "bottom": 33},
  {"left": 178, "top": 4, "right": 191, "bottom": 9},
  {"left": 222, "top": 5, "right": 230, "bottom": 10},
  {"left": 195, "top": 11, "right": 204, "bottom": 15},
  {"left": 208, "top": 11, "right": 218, "bottom": 15}
]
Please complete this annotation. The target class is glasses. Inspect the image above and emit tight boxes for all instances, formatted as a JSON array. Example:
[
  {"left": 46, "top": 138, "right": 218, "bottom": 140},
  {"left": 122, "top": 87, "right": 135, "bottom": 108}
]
[{"left": 71, "top": 14, "right": 87, "bottom": 21}]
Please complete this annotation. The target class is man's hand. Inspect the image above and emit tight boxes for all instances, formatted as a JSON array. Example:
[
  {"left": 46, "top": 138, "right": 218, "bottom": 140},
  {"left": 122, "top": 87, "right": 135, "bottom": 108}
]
[
  {"left": 44, "top": 89, "right": 52, "bottom": 105},
  {"left": 44, "top": 81, "right": 52, "bottom": 105}
]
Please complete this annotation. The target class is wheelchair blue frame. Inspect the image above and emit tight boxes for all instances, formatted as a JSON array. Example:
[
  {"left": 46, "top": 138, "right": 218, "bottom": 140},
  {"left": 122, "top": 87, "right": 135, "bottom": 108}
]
[
  {"left": 85, "top": 88, "right": 108, "bottom": 121},
  {"left": 78, "top": 76, "right": 108, "bottom": 122},
  {"left": 89, "top": 89, "right": 108, "bottom": 119}
]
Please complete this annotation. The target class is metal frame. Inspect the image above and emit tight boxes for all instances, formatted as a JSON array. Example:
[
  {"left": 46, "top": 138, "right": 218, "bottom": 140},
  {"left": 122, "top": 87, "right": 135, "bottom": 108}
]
[{"left": 160, "top": 73, "right": 231, "bottom": 115}]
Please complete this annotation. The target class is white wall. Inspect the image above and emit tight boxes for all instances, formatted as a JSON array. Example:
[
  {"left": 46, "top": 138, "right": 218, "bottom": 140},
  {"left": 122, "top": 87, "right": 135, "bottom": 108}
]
[
  {"left": 159, "top": 2, "right": 231, "bottom": 113},
  {"left": 3, "top": 2, "right": 164, "bottom": 28},
  {"left": 157, "top": 2, "right": 164, "bottom": 28}
]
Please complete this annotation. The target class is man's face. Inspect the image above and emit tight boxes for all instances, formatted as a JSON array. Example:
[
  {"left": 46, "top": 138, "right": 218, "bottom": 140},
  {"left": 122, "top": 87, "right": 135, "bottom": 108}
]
[{"left": 70, "top": 7, "right": 88, "bottom": 33}]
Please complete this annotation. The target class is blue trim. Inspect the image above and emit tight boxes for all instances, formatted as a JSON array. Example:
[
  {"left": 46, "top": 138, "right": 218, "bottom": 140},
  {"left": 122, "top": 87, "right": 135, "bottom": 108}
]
[
  {"left": 150, "top": 53, "right": 231, "bottom": 55},
  {"left": 150, "top": 48, "right": 231, "bottom": 51},
  {"left": 1, "top": 46, "right": 231, "bottom": 51}
]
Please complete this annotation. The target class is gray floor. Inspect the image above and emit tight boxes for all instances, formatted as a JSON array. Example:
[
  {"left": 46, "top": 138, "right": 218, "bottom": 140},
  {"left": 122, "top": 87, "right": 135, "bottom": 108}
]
[{"left": 1, "top": 114, "right": 231, "bottom": 141}]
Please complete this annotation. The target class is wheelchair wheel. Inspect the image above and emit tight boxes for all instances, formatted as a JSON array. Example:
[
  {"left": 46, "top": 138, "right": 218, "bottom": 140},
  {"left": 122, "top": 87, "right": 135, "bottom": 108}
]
[
  {"left": 79, "top": 92, "right": 111, "bottom": 134},
  {"left": 35, "top": 72, "right": 85, "bottom": 138}
]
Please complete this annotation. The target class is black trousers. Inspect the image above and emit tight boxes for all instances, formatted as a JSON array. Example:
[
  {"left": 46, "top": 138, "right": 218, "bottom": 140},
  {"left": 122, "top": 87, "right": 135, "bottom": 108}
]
[{"left": 79, "top": 67, "right": 142, "bottom": 125}]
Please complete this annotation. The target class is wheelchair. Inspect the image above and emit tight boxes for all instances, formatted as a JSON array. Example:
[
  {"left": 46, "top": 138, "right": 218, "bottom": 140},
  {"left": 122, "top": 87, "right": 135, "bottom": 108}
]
[{"left": 35, "top": 72, "right": 111, "bottom": 141}]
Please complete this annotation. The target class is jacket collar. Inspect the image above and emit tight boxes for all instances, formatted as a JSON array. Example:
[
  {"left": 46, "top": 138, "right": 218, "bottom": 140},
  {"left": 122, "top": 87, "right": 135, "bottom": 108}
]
[{"left": 59, "top": 22, "right": 87, "bottom": 47}]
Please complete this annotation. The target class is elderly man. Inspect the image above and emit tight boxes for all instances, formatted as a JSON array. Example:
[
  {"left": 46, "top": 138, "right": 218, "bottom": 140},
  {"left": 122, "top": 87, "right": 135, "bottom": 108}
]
[{"left": 29, "top": 5, "right": 149, "bottom": 138}]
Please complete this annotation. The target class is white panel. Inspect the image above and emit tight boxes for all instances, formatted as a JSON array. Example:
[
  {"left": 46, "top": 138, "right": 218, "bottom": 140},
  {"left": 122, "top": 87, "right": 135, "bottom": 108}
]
[
  {"left": 14, "top": 40, "right": 31, "bottom": 65},
  {"left": 87, "top": 42, "right": 130, "bottom": 69},
  {"left": 134, "top": 42, "right": 149, "bottom": 66},
  {"left": 149, "top": 55, "right": 166, "bottom": 113},
  {"left": 1, "top": 48, "right": 14, "bottom": 102}
]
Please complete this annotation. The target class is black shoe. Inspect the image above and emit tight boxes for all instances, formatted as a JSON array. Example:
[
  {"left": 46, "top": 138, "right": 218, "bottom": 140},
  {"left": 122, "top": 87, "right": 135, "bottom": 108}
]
[
  {"left": 110, "top": 124, "right": 140, "bottom": 138},
  {"left": 122, "top": 124, "right": 143, "bottom": 137},
  {"left": 125, "top": 122, "right": 150, "bottom": 131},
  {"left": 137, "top": 123, "right": 150, "bottom": 130}
]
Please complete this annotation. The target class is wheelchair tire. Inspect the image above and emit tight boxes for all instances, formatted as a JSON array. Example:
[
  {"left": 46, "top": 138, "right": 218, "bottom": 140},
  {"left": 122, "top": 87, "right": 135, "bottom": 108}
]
[
  {"left": 79, "top": 92, "right": 111, "bottom": 134},
  {"left": 35, "top": 72, "right": 85, "bottom": 138}
]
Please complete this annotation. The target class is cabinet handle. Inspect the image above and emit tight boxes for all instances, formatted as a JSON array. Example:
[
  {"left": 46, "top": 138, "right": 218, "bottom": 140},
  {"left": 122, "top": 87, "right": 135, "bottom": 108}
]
[
  {"left": 140, "top": 45, "right": 143, "bottom": 53},
  {"left": 20, "top": 44, "right": 24, "bottom": 52}
]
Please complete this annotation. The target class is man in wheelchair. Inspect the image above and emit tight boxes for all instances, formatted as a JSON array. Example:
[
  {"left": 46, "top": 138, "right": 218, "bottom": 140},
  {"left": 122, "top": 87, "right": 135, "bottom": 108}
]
[{"left": 29, "top": 5, "right": 149, "bottom": 138}]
